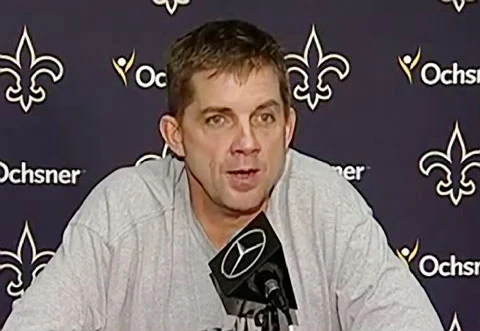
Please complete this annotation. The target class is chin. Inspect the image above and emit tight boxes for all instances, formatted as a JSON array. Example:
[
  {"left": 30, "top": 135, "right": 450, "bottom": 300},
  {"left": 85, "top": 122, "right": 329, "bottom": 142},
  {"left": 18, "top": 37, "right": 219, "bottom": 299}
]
[
  {"left": 222, "top": 194, "right": 265, "bottom": 215},
  {"left": 225, "top": 204, "right": 264, "bottom": 216}
]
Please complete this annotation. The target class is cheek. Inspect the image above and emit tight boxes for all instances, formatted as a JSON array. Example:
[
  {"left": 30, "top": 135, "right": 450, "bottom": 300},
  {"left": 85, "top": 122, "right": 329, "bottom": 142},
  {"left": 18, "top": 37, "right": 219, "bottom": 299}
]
[
  {"left": 186, "top": 148, "right": 224, "bottom": 181},
  {"left": 259, "top": 129, "right": 286, "bottom": 150},
  {"left": 263, "top": 138, "right": 286, "bottom": 171}
]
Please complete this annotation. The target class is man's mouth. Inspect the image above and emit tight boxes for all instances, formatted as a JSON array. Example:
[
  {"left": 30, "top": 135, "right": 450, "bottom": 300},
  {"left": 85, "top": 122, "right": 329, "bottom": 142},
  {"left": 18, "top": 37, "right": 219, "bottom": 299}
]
[{"left": 227, "top": 169, "right": 259, "bottom": 179}]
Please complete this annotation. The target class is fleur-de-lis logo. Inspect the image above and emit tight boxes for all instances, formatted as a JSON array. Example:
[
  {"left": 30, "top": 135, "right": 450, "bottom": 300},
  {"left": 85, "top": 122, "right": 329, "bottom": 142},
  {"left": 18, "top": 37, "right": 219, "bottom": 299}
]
[
  {"left": 448, "top": 312, "right": 463, "bottom": 331},
  {"left": 0, "top": 221, "right": 55, "bottom": 299},
  {"left": 285, "top": 24, "right": 350, "bottom": 111},
  {"left": 152, "top": 0, "right": 191, "bottom": 15},
  {"left": 396, "top": 239, "right": 420, "bottom": 268},
  {"left": 112, "top": 50, "right": 136, "bottom": 86},
  {"left": 398, "top": 47, "right": 422, "bottom": 84},
  {"left": 135, "top": 144, "right": 170, "bottom": 166},
  {"left": 440, "top": 0, "right": 476, "bottom": 13},
  {"left": 419, "top": 121, "right": 480, "bottom": 206},
  {"left": 0, "top": 26, "right": 64, "bottom": 113}
]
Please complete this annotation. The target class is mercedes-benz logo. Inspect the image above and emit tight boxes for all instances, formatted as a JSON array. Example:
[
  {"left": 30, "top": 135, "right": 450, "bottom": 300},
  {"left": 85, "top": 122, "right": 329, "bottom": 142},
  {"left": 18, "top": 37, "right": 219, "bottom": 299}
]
[{"left": 220, "top": 229, "right": 267, "bottom": 280}]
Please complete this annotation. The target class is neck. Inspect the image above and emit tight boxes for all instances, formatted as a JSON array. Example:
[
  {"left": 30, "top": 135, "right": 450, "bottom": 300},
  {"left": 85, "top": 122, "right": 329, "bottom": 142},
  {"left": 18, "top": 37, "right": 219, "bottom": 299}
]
[{"left": 186, "top": 172, "right": 269, "bottom": 250}]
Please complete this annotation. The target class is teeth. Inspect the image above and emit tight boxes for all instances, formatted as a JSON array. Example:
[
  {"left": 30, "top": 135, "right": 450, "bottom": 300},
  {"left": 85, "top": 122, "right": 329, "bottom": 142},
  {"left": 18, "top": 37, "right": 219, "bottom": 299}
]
[
  {"left": 230, "top": 170, "right": 254, "bottom": 175},
  {"left": 234, "top": 173, "right": 250, "bottom": 178},
  {"left": 228, "top": 169, "right": 258, "bottom": 176}
]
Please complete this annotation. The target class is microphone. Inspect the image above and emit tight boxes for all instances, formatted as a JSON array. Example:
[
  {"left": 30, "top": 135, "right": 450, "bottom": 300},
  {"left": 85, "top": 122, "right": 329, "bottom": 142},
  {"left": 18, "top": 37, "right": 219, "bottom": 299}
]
[
  {"left": 251, "top": 264, "right": 289, "bottom": 314},
  {"left": 208, "top": 211, "right": 297, "bottom": 328}
]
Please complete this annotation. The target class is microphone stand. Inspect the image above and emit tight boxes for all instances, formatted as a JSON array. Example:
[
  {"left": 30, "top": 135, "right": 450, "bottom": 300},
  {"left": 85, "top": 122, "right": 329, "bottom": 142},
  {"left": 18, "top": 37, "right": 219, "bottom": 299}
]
[{"left": 254, "top": 303, "right": 280, "bottom": 331}]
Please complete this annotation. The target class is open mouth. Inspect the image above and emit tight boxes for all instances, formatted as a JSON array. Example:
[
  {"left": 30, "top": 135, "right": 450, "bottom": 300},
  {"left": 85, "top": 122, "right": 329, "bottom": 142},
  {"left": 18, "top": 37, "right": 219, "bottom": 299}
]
[{"left": 227, "top": 169, "right": 259, "bottom": 180}]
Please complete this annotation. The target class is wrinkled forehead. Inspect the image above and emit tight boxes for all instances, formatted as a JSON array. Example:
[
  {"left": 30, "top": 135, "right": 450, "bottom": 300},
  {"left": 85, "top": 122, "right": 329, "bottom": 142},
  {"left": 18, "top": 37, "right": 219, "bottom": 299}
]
[{"left": 186, "top": 66, "right": 283, "bottom": 114}]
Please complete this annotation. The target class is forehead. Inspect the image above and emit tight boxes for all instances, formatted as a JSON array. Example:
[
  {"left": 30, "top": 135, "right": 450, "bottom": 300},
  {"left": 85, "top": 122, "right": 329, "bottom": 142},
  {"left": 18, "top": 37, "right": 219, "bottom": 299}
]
[{"left": 188, "top": 66, "right": 282, "bottom": 110}]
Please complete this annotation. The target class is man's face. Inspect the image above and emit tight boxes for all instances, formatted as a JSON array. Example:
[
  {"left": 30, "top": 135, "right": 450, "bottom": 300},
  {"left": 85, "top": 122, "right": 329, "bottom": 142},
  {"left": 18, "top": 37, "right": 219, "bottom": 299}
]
[{"left": 178, "top": 66, "right": 295, "bottom": 215}]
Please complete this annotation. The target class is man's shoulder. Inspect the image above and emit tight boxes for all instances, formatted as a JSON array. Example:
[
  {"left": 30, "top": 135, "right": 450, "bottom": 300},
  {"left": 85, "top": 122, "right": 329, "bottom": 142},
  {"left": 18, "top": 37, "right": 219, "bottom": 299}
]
[
  {"left": 70, "top": 156, "right": 184, "bottom": 242},
  {"left": 285, "top": 148, "right": 372, "bottom": 217},
  {"left": 287, "top": 148, "right": 351, "bottom": 193},
  {"left": 98, "top": 155, "right": 183, "bottom": 197}
]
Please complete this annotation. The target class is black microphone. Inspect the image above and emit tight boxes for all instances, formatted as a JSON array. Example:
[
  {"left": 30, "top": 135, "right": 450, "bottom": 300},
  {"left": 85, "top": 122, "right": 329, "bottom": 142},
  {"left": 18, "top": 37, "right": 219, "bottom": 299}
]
[
  {"left": 252, "top": 264, "right": 289, "bottom": 313},
  {"left": 208, "top": 211, "right": 297, "bottom": 327}
]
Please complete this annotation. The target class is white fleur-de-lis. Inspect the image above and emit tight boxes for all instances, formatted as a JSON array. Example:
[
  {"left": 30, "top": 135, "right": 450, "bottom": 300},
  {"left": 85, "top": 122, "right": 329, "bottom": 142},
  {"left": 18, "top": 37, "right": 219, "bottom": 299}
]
[
  {"left": 152, "top": 0, "right": 190, "bottom": 15},
  {"left": 285, "top": 24, "right": 350, "bottom": 111},
  {"left": 0, "top": 221, "right": 55, "bottom": 298},
  {"left": 447, "top": 312, "right": 463, "bottom": 331},
  {"left": 0, "top": 26, "right": 64, "bottom": 113},
  {"left": 135, "top": 144, "right": 170, "bottom": 166},
  {"left": 440, "top": 0, "right": 476, "bottom": 13},
  {"left": 419, "top": 121, "right": 480, "bottom": 206}
]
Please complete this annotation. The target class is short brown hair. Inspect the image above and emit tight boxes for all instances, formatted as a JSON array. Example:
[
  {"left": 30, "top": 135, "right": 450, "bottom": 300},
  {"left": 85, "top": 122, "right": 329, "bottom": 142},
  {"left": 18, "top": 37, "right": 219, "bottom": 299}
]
[{"left": 165, "top": 19, "right": 291, "bottom": 121}]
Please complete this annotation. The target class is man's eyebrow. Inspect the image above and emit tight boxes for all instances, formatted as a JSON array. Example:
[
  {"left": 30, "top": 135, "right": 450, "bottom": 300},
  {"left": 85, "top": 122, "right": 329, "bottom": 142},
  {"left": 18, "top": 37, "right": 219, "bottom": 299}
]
[
  {"left": 254, "top": 99, "right": 281, "bottom": 112},
  {"left": 199, "top": 106, "right": 232, "bottom": 117},
  {"left": 198, "top": 99, "right": 281, "bottom": 117}
]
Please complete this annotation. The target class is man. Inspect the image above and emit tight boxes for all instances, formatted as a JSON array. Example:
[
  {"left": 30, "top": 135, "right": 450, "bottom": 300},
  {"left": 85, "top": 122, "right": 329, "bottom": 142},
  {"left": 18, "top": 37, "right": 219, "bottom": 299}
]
[{"left": 2, "top": 19, "right": 443, "bottom": 331}]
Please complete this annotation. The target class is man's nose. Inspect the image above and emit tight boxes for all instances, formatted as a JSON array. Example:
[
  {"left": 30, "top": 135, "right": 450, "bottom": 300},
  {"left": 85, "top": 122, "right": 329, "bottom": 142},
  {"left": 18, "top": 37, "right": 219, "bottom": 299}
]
[{"left": 230, "top": 122, "right": 261, "bottom": 155}]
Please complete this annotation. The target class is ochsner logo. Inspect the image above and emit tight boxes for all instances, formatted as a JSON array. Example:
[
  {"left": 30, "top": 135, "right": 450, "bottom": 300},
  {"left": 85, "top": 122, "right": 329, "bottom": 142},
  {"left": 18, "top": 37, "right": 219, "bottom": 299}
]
[
  {"left": 112, "top": 49, "right": 167, "bottom": 89},
  {"left": 397, "top": 239, "right": 480, "bottom": 278},
  {"left": 0, "top": 160, "right": 83, "bottom": 185},
  {"left": 398, "top": 46, "right": 480, "bottom": 86},
  {"left": 332, "top": 164, "right": 368, "bottom": 182}
]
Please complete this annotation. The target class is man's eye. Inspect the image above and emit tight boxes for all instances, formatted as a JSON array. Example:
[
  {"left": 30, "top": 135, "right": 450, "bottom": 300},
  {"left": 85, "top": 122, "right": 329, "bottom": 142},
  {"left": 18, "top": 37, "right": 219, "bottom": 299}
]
[
  {"left": 259, "top": 113, "right": 275, "bottom": 123},
  {"left": 206, "top": 115, "right": 225, "bottom": 126}
]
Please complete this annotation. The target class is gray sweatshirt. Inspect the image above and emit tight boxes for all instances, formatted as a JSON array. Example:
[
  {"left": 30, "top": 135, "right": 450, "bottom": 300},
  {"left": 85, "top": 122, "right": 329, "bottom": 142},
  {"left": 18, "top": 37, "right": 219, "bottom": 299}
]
[{"left": 2, "top": 148, "right": 444, "bottom": 331}]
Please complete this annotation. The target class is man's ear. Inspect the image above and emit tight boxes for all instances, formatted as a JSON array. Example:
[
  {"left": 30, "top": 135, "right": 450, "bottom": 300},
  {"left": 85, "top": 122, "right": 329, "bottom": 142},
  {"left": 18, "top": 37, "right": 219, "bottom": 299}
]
[
  {"left": 159, "top": 114, "right": 185, "bottom": 157},
  {"left": 285, "top": 107, "right": 297, "bottom": 148}
]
